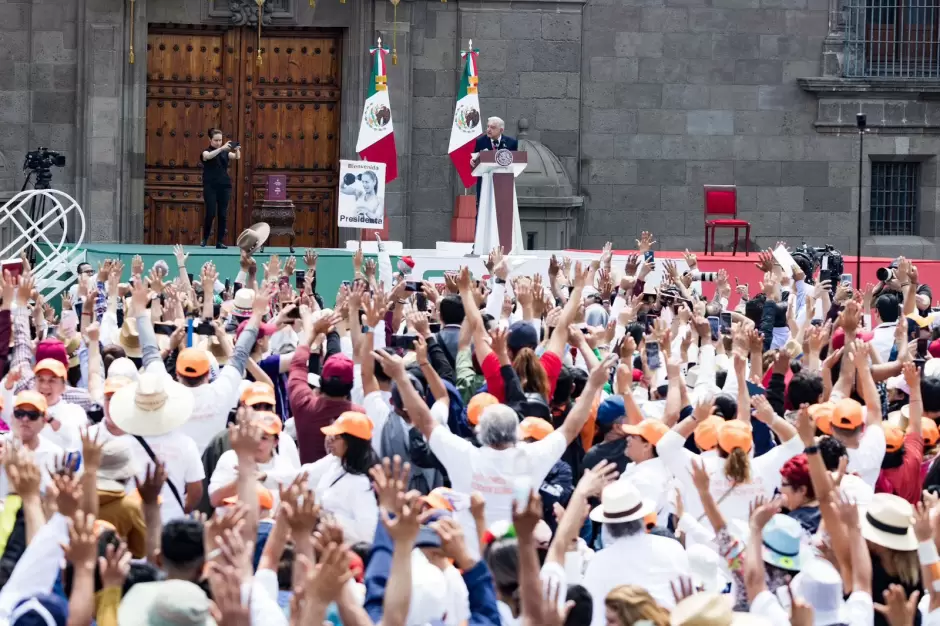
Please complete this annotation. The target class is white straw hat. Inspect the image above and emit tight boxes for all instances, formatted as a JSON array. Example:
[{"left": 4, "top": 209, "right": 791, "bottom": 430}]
[
  {"left": 589, "top": 481, "right": 653, "bottom": 524},
  {"left": 108, "top": 372, "right": 195, "bottom": 437},
  {"left": 861, "top": 493, "right": 918, "bottom": 551}
]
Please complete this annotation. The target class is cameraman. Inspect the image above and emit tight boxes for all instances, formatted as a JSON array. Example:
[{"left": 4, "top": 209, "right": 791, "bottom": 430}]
[{"left": 201, "top": 128, "right": 241, "bottom": 249}]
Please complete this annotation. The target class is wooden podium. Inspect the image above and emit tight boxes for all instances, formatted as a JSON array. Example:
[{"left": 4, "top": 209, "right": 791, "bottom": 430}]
[
  {"left": 251, "top": 175, "right": 296, "bottom": 252},
  {"left": 472, "top": 149, "right": 527, "bottom": 255}
]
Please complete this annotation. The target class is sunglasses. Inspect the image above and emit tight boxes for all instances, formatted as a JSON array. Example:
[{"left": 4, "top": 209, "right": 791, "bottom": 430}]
[{"left": 13, "top": 409, "right": 43, "bottom": 421}]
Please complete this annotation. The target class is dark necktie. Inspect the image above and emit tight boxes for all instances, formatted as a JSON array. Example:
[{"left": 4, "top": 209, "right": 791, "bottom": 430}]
[{"left": 492, "top": 139, "right": 497, "bottom": 150}]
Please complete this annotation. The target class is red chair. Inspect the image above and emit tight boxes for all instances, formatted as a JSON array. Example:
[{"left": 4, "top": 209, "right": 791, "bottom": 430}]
[{"left": 704, "top": 185, "right": 750, "bottom": 255}]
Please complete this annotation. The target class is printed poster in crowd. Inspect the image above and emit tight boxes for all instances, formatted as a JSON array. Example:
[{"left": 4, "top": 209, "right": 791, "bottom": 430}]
[{"left": 338, "top": 159, "right": 386, "bottom": 229}]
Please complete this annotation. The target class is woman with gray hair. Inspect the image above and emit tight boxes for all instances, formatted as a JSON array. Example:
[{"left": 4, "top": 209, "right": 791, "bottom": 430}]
[{"left": 374, "top": 348, "right": 617, "bottom": 558}]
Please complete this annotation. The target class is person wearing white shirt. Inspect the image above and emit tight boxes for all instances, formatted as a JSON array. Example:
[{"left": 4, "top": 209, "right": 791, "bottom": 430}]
[
  {"left": 583, "top": 481, "right": 689, "bottom": 625},
  {"left": 0, "top": 391, "right": 64, "bottom": 498},
  {"left": 109, "top": 372, "right": 205, "bottom": 522},
  {"left": 300, "top": 411, "right": 379, "bottom": 543},
  {"left": 209, "top": 411, "right": 298, "bottom": 507},
  {"left": 376, "top": 349, "right": 611, "bottom": 559},
  {"left": 657, "top": 413, "right": 724, "bottom": 521},
  {"left": 871, "top": 292, "right": 902, "bottom": 362},
  {"left": 30, "top": 358, "right": 87, "bottom": 452},
  {"left": 619, "top": 419, "right": 674, "bottom": 518},
  {"left": 828, "top": 348, "right": 886, "bottom": 487}
]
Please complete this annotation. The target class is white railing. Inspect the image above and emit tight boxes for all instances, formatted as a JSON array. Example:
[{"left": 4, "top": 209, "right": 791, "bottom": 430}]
[{"left": 0, "top": 189, "right": 86, "bottom": 300}]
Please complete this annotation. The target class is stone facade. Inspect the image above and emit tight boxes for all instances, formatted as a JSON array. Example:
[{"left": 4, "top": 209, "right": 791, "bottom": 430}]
[{"left": 0, "top": 0, "right": 938, "bottom": 257}]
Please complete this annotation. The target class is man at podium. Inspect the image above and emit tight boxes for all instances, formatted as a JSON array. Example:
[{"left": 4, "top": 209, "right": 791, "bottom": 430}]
[{"left": 471, "top": 117, "right": 518, "bottom": 204}]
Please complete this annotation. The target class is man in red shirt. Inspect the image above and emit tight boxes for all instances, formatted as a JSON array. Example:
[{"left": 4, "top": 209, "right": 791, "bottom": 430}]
[{"left": 876, "top": 363, "right": 924, "bottom": 504}]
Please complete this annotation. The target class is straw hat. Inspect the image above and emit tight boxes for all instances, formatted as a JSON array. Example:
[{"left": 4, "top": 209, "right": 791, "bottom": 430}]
[
  {"left": 589, "top": 481, "right": 653, "bottom": 524},
  {"left": 113, "top": 318, "right": 142, "bottom": 358},
  {"left": 861, "top": 493, "right": 918, "bottom": 551},
  {"left": 232, "top": 289, "right": 255, "bottom": 318},
  {"left": 671, "top": 592, "right": 769, "bottom": 625},
  {"left": 236, "top": 222, "right": 270, "bottom": 255},
  {"left": 97, "top": 438, "right": 140, "bottom": 492},
  {"left": 109, "top": 372, "right": 195, "bottom": 437}
]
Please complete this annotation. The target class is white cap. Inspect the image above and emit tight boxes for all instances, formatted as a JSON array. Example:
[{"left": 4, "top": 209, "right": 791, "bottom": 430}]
[{"left": 107, "top": 357, "right": 139, "bottom": 382}]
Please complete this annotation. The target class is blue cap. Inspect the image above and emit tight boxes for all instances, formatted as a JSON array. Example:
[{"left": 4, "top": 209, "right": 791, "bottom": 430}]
[
  {"left": 762, "top": 514, "right": 805, "bottom": 571},
  {"left": 508, "top": 321, "right": 539, "bottom": 352},
  {"left": 596, "top": 395, "right": 626, "bottom": 426},
  {"left": 11, "top": 594, "right": 68, "bottom": 626}
]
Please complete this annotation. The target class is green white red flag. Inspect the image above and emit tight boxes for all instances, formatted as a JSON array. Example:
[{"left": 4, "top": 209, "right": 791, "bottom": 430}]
[
  {"left": 448, "top": 42, "right": 482, "bottom": 188},
  {"left": 356, "top": 38, "right": 398, "bottom": 182}
]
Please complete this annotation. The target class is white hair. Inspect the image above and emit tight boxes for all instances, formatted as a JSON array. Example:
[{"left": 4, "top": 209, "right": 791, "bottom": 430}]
[
  {"left": 476, "top": 404, "right": 519, "bottom": 447},
  {"left": 487, "top": 116, "right": 505, "bottom": 130}
]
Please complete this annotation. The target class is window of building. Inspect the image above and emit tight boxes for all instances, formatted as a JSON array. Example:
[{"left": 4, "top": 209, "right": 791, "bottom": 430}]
[
  {"left": 870, "top": 161, "right": 919, "bottom": 235},
  {"left": 526, "top": 232, "right": 537, "bottom": 250},
  {"left": 845, "top": 0, "right": 940, "bottom": 77}
]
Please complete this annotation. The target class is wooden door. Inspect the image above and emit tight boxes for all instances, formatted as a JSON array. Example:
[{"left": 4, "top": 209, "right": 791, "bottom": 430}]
[{"left": 144, "top": 26, "right": 342, "bottom": 248}]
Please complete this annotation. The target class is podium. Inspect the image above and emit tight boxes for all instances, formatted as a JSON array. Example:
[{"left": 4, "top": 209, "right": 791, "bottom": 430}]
[
  {"left": 251, "top": 175, "right": 296, "bottom": 252},
  {"left": 472, "top": 149, "right": 527, "bottom": 255}
]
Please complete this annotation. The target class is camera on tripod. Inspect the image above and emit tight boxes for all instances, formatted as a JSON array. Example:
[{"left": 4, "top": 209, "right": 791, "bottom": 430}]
[
  {"left": 792, "top": 242, "right": 844, "bottom": 290},
  {"left": 23, "top": 147, "right": 65, "bottom": 190}
]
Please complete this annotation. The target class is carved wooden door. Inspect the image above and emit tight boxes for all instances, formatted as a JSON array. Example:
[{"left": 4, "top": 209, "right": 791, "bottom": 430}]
[{"left": 144, "top": 26, "right": 342, "bottom": 248}]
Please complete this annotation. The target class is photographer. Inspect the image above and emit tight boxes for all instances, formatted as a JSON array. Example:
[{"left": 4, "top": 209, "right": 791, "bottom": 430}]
[{"left": 200, "top": 128, "right": 240, "bottom": 249}]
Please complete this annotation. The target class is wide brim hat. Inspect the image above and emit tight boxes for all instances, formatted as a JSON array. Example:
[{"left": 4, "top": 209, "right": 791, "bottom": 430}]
[
  {"left": 589, "top": 480, "right": 654, "bottom": 524},
  {"left": 117, "top": 580, "right": 216, "bottom": 626},
  {"left": 113, "top": 318, "right": 142, "bottom": 359},
  {"left": 861, "top": 493, "right": 918, "bottom": 551},
  {"left": 236, "top": 222, "right": 270, "bottom": 255},
  {"left": 109, "top": 372, "right": 195, "bottom": 437},
  {"left": 96, "top": 438, "right": 140, "bottom": 492}
]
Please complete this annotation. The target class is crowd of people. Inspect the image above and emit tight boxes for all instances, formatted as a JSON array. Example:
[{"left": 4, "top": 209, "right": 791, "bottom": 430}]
[{"left": 0, "top": 231, "right": 938, "bottom": 625}]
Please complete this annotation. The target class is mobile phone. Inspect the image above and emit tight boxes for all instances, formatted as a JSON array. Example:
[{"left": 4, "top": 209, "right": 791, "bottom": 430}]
[
  {"left": 719, "top": 311, "right": 732, "bottom": 335},
  {"left": 0, "top": 259, "right": 23, "bottom": 279},
  {"left": 285, "top": 306, "right": 301, "bottom": 320},
  {"left": 645, "top": 313, "right": 659, "bottom": 331},
  {"left": 195, "top": 320, "right": 216, "bottom": 336},
  {"left": 915, "top": 358, "right": 927, "bottom": 373},
  {"left": 229, "top": 141, "right": 240, "bottom": 149},
  {"left": 295, "top": 269, "right": 306, "bottom": 290},
  {"left": 643, "top": 250, "right": 654, "bottom": 263},
  {"left": 645, "top": 340, "right": 661, "bottom": 370},
  {"left": 746, "top": 380, "right": 766, "bottom": 397},
  {"left": 391, "top": 334, "right": 417, "bottom": 350},
  {"left": 429, "top": 322, "right": 441, "bottom": 333},
  {"left": 224, "top": 278, "right": 231, "bottom": 293},
  {"left": 233, "top": 282, "right": 243, "bottom": 293},
  {"left": 917, "top": 337, "right": 929, "bottom": 358},
  {"left": 840, "top": 273, "right": 852, "bottom": 286},
  {"left": 707, "top": 316, "right": 720, "bottom": 341},
  {"left": 212, "top": 303, "right": 221, "bottom": 319},
  {"left": 153, "top": 322, "right": 176, "bottom": 336},
  {"left": 416, "top": 292, "right": 427, "bottom": 312},
  {"left": 187, "top": 273, "right": 194, "bottom": 284},
  {"left": 405, "top": 281, "right": 419, "bottom": 292},
  {"left": 341, "top": 280, "right": 351, "bottom": 288}
]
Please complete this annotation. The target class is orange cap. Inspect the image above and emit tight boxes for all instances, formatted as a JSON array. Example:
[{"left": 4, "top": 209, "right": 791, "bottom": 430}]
[
  {"left": 104, "top": 376, "right": 133, "bottom": 397},
  {"left": 922, "top": 418, "right": 940, "bottom": 448},
  {"left": 176, "top": 347, "right": 211, "bottom": 378},
  {"left": 884, "top": 424, "right": 905, "bottom": 453},
  {"left": 14, "top": 390, "right": 48, "bottom": 413},
  {"left": 34, "top": 358, "right": 66, "bottom": 379},
  {"left": 644, "top": 510, "right": 657, "bottom": 531},
  {"left": 831, "top": 398, "right": 864, "bottom": 430},
  {"left": 223, "top": 484, "right": 274, "bottom": 510},
  {"left": 321, "top": 411, "right": 373, "bottom": 441},
  {"left": 421, "top": 487, "right": 457, "bottom": 512},
  {"left": 468, "top": 393, "right": 499, "bottom": 426},
  {"left": 621, "top": 419, "right": 669, "bottom": 445},
  {"left": 717, "top": 420, "right": 753, "bottom": 454},
  {"left": 251, "top": 411, "right": 283, "bottom": 436},
  {"left": 241, "top": 381, "right": 276, "bottom": 407},
  {"left": 694, "top": 416, "right": 724, "bottom": 452},
  {"left": 809, "top": 402, "right": 834, "bottom": 435},
  {"left": 520, "top": 416, "right": 555, "bottom": 441}
]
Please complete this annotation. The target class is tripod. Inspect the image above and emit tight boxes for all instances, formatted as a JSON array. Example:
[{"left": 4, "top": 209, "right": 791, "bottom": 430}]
[{"left": 19, "top": 168, "right": 53, "bottom": 268}]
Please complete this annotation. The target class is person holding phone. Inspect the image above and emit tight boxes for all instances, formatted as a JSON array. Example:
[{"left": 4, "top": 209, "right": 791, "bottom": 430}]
[{"left": 201, "top": 128, "right": 241, "bottom": 249}]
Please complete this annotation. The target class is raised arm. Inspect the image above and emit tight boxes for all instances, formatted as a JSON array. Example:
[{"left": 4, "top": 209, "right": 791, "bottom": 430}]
[
  {"left": 558, "top": 353, "right": 617, "bottom": 445},
  {"left": 374, "top": 350, "right": 437, "bottom": 440},
  {"left": 415, "top": 335, "right": 448, "bottom": 405},
  {"left": 545, "top": 261, "right": 592, "bottom": 357},
  {"left": 852, "top": 341, "right": 882, "bottom": 428}
]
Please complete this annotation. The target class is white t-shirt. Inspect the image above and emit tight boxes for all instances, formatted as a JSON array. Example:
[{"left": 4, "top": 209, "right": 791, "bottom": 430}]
[
  {"left": 619, "top": 457, "right": 675, "bottom": 519},
  {"left": 126, "top": 430, "right": 205, "bottom": 522},
  {"left": 301, "top": 454, "right": 377, "bottom": 543},
  {"left": 705, "top": 435, "right": 804, "bottom": 523},
  {"left": 43, "top": 400, "right": 88, "bottom": 452},
  {"left": 209, "top": 449, "right": 300, "bottom": 507},
  {"left": 657, "top": 429, "right": 722, "bottom": 520},
  {"left": 428, "top": 416, "right": 567, "bottom": 559},
  {"left": 0, "top": 434, "right": 64, "bottom": 497},
  {"left": 846, "top": 425, "right": 887, "bottom": 487},
  {"left": 362, "top": 390, "right": 393, "bottom": 456},
  {"left": 180, "top": 373, "right": 242, "bottom": 453},
  {"left": 750, "top": 588, "right": 873, "bottom": 626}
]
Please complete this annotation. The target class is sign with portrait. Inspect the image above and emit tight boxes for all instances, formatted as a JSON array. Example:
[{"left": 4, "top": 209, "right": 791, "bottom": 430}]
[{"left": 338, "top": 160, "right": 386, "bottom": 228}]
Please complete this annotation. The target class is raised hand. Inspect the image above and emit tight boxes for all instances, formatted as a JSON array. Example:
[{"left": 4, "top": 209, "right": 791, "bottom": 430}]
[
  {"left": 135, "top": 461, "right": 167, "bottom": 506},
  {"left": 99, "top": 542, "right": 132, "bottom": 590},
  {"left": 368, "top": 455, "right": 411, "bottom": 512}
]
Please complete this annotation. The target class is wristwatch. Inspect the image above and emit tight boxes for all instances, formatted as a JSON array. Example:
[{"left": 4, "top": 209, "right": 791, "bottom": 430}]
[
  {"left": 804, "top": 445, "right": 819, "bottom": 455},
  {"left": 495, "top": 278, "right": 506, "bottom": 285},
  {"left": 361, "top": 324, "right": 373, "bottom": 334}
]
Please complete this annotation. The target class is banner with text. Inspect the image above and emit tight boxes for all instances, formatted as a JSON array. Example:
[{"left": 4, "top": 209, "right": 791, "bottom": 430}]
[{"left": 338, "top": 160, "right": 386, "bottom": 229}]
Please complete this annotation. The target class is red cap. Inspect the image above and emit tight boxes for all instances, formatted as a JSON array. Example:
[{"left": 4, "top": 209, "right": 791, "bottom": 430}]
[
  {"left": 929, "top": 339, "right": 940, "bottom": 359},
  {"left": 35, "top": 339, "right": 68, "bottom": 370},
  {"left": 236, "top": 320, "right": 277, "bottom": 340},
  {"left": 321, "top": 354, "right": 354, "bottom": 385},
  {"left": 831, "top": 328, "right": 874, "bottom": 350},
  {"left": 632, "top": 368, "right": 644, "bottom": 383}
]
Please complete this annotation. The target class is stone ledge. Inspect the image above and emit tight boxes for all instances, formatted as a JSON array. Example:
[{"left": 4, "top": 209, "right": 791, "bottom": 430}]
[
  {"left": 798, "top": 76, "right": 940, "bottom": 99},
  {"left": 455, "top": 0, "right": 586, "bottom": 10}
]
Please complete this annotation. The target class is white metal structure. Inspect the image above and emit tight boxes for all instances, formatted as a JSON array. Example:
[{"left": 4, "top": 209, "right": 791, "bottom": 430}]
[{"left": 0, "top": 189, "right": 86, "bottom": 300}]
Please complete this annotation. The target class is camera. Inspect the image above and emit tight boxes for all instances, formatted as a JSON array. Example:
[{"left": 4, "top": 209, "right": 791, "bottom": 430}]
[
  {"left": 876, "top": 267, "right": 896, "bottom": 282},
  {"left": 791, "top": 242, "right": 844, "bottom": 290},
  {"left": 23, "top": 147, "right": 66, "bottom": 189}
]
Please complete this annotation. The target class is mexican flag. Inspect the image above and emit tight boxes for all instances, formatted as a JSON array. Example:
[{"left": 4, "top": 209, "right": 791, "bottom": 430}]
[
  {"left": 448, "top": 43, "right": 482, "bottom": 189},
  {"left": 356, "top": 41, "right": 398, "bottom": 182}
]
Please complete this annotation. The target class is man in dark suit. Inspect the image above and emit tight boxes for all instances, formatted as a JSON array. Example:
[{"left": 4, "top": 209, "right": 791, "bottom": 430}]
[{"left": 471, "top": 117, "right": 519, "bottom": 204}]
